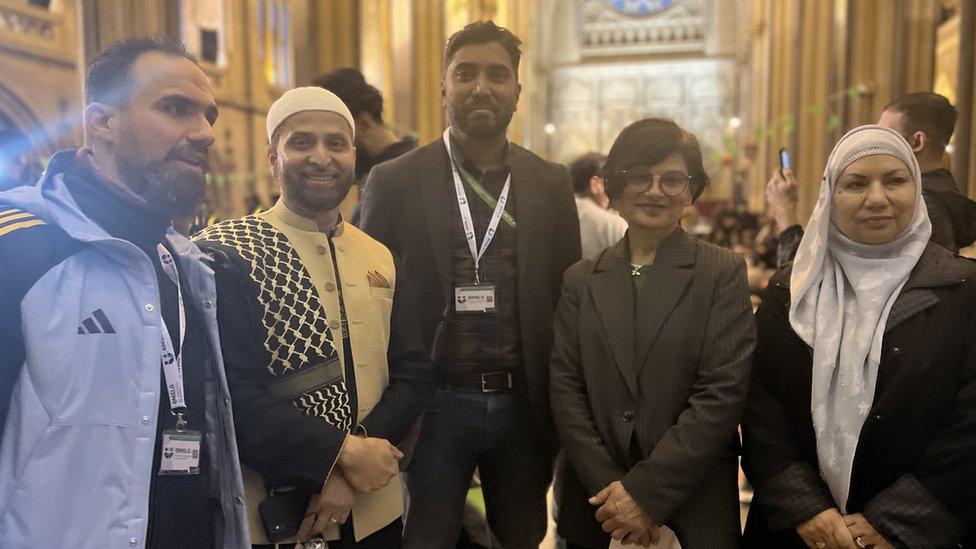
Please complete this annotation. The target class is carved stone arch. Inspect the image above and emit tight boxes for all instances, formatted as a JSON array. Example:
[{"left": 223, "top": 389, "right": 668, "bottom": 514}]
[{"left": 0, "top": 81, "right": 56, "bottom": 156}]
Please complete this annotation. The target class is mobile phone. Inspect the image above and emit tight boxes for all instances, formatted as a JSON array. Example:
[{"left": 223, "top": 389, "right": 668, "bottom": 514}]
[{"left": 778, "top": 148, "right": 791, "bottom": 177}]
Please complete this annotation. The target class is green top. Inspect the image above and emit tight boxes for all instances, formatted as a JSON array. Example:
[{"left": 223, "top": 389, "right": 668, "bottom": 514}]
[{"left": 631, "top": 263, "right": 649, "bottom": 299}]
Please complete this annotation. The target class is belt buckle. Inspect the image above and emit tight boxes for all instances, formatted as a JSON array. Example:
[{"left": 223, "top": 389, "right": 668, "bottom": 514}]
[{"left": 480, "top": 372, "right": 512, "bottom": 393}]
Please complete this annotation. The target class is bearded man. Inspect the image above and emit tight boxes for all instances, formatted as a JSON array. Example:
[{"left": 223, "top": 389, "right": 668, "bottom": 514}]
[
  {"left": 195, "top": 87, "right": 433, "bottom": 548},
  {"left": 0, "top": 37, "right": 248, "bottom": 548},
  {"left": 359, "top": 21, "right": 581, "bottom": 549}
]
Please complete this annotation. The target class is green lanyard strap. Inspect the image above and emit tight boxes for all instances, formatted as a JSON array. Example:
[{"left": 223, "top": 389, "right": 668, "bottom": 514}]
[{"left": 449, "top": 148, "right": 518, "bottom": 230}]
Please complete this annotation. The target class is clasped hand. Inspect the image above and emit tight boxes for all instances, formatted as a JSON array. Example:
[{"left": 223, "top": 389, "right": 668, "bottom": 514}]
[
  {"left": 590, "top": 481, "right": 659, "bottom": 547},
  {"left": 337, "top": 434, "right": 403, "bottom": 493},
  {"left": 796, "top": 509, "right": 893, "bottom": 549},
  {"left": 297, "top": 470, "right": 356, "bottom": 540},
  {"left": 297, "top": 435, "right": 403, "bottom": 541}
]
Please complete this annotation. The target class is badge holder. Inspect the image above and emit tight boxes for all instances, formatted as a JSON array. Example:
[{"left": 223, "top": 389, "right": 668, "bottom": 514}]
[
  {"left": 454, "top": 283, "right": 496, "bottom": 314},
  {"left": 159, "top": 411, "right": 203, "bottom": 476},
  {"left": 444, "top": 128, "right": 510, "bottom": 317},
  {"left": 156, "top": 244, "right": 203, "bottom": 476}
]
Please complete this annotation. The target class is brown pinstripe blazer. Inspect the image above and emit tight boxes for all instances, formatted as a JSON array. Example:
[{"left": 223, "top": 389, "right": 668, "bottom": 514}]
[{"left": 550, "top": 228, "right": 755, "bottom": 549}]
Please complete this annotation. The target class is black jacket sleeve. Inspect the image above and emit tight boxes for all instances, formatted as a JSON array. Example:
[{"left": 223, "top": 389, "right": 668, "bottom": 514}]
[
  {"left": 551, "top": 164, "right": 583, "bottom": 301},
  {"left": 776, "top": 224, "right": 804, "bottom": 269},
  {"left": 921, "top": 190, "right": 958, "bottom": 253},
  {"left": 358, "top": 256, "right": 437, "bottom": 443},
  {"left": 861, "top": 282, "right": 976, "bottom": 546},
  {"left": 742, "top": 287, "right": 835, "bottom": 531},
  {"left": 359, "top": 164, "right": 398, "bottom": 256},
  {"left": 210, "top": 251, "right": 346, "bottom": 490},
  {"left": 549, "top": 262, "right": 627, "bottom": 496}
]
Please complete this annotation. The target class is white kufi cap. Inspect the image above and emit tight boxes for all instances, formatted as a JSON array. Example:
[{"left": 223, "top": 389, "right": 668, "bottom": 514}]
[{"left": 266, "top": 86, "right": 355, "bottom": 142}]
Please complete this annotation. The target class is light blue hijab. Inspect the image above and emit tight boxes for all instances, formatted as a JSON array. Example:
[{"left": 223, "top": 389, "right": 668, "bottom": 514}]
[{"left": 788, "top": 125, "right": 931, "bottom": 512}]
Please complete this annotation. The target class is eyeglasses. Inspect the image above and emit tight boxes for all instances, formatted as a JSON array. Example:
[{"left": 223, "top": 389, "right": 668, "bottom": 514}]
[{"left": 613, "top": 169, "right": 692, "bottom": 196}]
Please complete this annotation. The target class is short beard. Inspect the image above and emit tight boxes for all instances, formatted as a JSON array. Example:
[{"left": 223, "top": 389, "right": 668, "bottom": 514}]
[
  {"left": 116, "top": 156, "right": 205, "bottom": 219},
  {"left": 447, "top": 104, "right": 514, "bottom": 139},
  {"left": 279, "top": 163, "right": 353, "bottom": 216}
]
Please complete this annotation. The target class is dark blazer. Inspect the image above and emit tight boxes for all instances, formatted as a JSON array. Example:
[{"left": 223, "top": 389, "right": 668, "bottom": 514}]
[
  {"left": 359, "top": 137, "right": 581, "bottom": 457},
  {"left": 550, "top": 229, "right": 755, "bottom": 549},
  {"left": 743, "top": 244, "right": 976, "bottom": 548}
]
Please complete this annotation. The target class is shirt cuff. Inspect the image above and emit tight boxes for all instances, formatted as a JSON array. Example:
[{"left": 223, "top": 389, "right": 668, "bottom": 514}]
[
  {"left": 752, "top": 461, "right": 836, "bottom": 531},
  {"left": 861, "top": 474, "right": 964, "bottom": 548}
]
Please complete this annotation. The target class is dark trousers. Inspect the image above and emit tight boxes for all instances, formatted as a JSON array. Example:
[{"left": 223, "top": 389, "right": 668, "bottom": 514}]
[
  {"left": 402, "top": 390, "right": 550, "bottom": 549},
  {"left": 253, "top": 517, "right": 401, "bottom": 549}
]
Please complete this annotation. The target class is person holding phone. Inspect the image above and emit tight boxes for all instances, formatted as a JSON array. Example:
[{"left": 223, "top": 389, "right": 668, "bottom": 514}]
[
  {"left": 766, "top": 149, "right": 803, "bottom": 268},
  {"left": 768, "top": 93, "right": 975, "bottom": 267}
]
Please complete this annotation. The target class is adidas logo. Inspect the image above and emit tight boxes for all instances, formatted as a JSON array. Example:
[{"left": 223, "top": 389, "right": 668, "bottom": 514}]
[{"left": 77, "top": 309, "right": 116, "bottom": 334}]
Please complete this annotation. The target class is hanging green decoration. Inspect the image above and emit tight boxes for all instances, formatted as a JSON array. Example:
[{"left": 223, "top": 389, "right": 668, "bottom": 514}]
[
  {"left": 782, "top": 114, "right": 795, "bottom": 137},
  {"left": 722, "top": 135, "right": 737, "bottom": 154},
  {"left": 827, "top": 114, "right": 841, "bottom": 132}
]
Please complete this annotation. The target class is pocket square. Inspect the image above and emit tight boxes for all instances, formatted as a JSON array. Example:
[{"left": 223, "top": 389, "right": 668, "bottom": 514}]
[{"left": 367, "top": 270, "right": 392, "bottom": 289}]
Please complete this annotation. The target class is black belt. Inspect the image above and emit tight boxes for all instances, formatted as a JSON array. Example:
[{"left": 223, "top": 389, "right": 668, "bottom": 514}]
[{"left": 444, "top": 370, "right": 517, "bottom": 393}]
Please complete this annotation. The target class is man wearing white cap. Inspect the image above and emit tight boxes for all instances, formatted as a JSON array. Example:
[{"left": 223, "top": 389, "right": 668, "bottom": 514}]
[{"left": 195, "top": 86, "right": 434, "bottom": 547}]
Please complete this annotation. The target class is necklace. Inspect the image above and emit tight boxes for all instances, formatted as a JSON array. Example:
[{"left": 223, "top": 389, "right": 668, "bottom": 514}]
[{"left": 630, "top": 263, "right": 645, "bottom": 276}]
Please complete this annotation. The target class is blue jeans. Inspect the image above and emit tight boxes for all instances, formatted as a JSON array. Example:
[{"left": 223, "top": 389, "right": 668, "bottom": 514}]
[{"left": 402, "top": 390, "right": 550, "bottom": 549}]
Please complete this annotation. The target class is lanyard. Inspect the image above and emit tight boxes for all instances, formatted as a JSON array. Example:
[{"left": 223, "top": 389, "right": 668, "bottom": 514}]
[
  {"left": 443, "top": 128, "right": 512, "bottom": 285},
  {"left": 454, "top": 161, "right": 517, "bottom": 230},
  {"left": 156, "top": 243, "right": 188, "bottom": 430}
]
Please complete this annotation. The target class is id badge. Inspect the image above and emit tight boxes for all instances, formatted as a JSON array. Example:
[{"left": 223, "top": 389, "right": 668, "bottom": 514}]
[
  {"left": 159, "top": 430, "right": 203, "bottom": 475},
  {"left": 455, "top": 284, "right": 496, "bottom": 313}
]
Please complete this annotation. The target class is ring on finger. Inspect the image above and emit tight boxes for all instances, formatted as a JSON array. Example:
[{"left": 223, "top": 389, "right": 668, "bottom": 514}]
[
  {"left": 815, "top": 541, "right": 827, "bottom": 549},
  {"left": 855, "top": 535, "right": 867, "bottom": 549}
]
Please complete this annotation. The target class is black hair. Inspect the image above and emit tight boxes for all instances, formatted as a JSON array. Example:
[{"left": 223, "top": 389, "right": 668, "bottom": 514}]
[
  {"left": 444, "top": 20, "right": 522, "bottom": 73},
  {"left": 85, "top": 36, "right": 198, "bottom": 107},
  {"left": 314, "top": 68, "right": 385, "bottom": 124},
  {"left": 569, "top": 152, "right": 607, "bottom": 194},
  {"left": 603, "top": 118, "right": 709, "bottom": 202},
  {"left": 884, "top": 92, "right": 958, "bottom": 150}
]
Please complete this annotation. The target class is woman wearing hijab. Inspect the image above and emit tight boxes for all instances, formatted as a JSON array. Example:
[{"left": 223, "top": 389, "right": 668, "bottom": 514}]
[
  {"left": 550, "top": 118, "right": 754, "bottom": 549},
  {"left": 743, "top": 125, "right": 976, "bottom": 549}
]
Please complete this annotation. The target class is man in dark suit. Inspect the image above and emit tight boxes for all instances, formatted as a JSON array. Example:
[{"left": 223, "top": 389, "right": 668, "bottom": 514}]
[{"left": 360, "top": 20, "right": 581, "bottom": 549}]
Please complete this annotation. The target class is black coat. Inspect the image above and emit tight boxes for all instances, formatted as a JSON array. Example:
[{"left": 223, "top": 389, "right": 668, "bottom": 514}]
[
  {"left": 743, "top": 243, "right": 976, "bottom": 548},
  {"left": 359, "top": 138, "right": 581, "bottom": 458}
]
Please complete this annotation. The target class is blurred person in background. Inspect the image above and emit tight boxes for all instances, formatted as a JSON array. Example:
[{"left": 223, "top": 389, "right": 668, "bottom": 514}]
[
  {"left": 769, "top": 92, "right": 975, "bottom": 266},
  {"left": 570, "top": 151, "right": 627, "bottom": 258},
  {"left": 316, "top": 68, "right": 417, "bottom": 226}
]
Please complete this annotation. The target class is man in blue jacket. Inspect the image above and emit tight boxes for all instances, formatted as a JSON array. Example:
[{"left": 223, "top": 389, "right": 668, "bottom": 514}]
[{"left": 0, "top": 37, "right": 248, "bottom": 548}]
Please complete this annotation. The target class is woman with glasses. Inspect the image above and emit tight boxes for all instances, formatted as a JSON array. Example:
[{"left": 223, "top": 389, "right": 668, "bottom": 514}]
[
  {"left": 550, "top": 118, "right": 755, "bottom": 549},
  {"left": 742, "top": 126, "right": 976, "bottom": 549}
]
